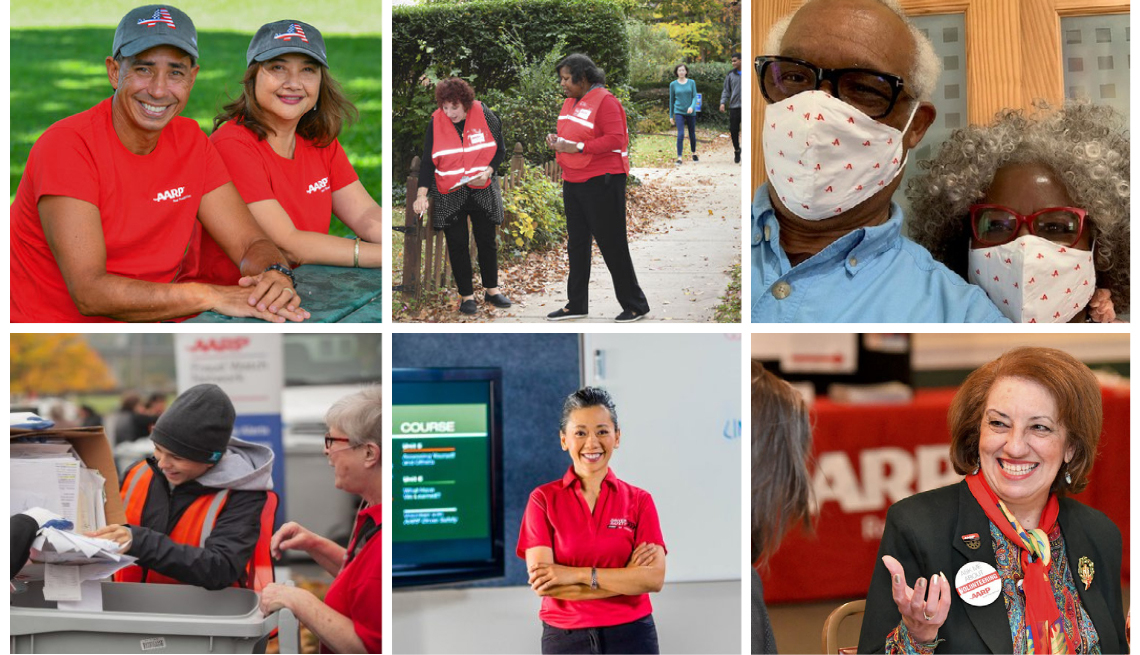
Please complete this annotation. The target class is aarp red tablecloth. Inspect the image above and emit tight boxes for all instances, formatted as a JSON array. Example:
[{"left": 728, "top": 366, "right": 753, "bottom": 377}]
[{"left": 759, "top": 386, "right": 1129, "bottom": 603}]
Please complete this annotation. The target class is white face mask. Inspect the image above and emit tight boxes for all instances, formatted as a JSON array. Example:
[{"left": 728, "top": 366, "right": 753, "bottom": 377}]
[
  {"left": 762, "top": 90, "right": 917, "bottom": 220},
  {"left": 968, "top": 235, "right": 1096, "bottom": 323}
]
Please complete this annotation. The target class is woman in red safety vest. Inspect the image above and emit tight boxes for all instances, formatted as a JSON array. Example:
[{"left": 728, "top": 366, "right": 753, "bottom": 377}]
[
  {"left": 90, "top": 383, "right": 275, "bottom": 592},
  {"left": 545, "top": 54, "right": 651, "bottom": 323},
  {"left": 412, "top": 77, "right": 513, "bottom": 316}
]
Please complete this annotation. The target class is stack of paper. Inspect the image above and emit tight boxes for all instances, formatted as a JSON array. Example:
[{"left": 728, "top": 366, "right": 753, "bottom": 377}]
[
  {"left": 27, "top": 529, "right": 137, "bottom": 603},
  {"left": 12, "top": 438, "right": 107, "bottom": 534}
]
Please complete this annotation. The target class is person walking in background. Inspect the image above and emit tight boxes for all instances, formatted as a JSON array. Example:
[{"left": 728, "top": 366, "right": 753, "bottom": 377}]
[
  {"left": 412, "top": 77, "right": 513, "bottom": 315},
  {"left": 669, "top": 64, "right": 698, "bottom": 165},
  {"left": 720, "top": 53, "right": 742, "bottom": 164},
  {"left": 546, "top": 54, "right": 651, "bottom": 323}
]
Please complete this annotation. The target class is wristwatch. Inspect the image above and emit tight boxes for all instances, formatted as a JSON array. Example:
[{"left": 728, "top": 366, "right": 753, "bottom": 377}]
[
  {"left": 576, "top": 142, "right": 585, "bottom": 152},
  {"left": 264, "top": 263, "right": 296, "bottom": 288}
]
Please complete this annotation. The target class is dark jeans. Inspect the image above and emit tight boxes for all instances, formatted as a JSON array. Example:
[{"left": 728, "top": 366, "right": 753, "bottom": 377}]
[
  {"left": 674, "top": 113, "right": 697, "bottom": 156},
  {"left": 541, "top": 615, "right": 659, "bottom": 654},
  {"left": 443, "top": 203, "right": 499, "bottom": 297},
  {"left": 563, "top": 174, "right": 650, "bottom": 315},
  {"left": 729, "top": 107, "right": 741, "bottom": 155}
]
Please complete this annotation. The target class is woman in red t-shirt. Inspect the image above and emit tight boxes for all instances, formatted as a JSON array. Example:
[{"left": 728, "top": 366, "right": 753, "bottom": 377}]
[
  {"left": 258, "top": 388, "right": 382, "bottom": 654},
  {"left": 186, "top": 20, "right": 383, "bottom": 286},
  {"left": 518, "top": 387, "right": 667, "bottom": 654}
]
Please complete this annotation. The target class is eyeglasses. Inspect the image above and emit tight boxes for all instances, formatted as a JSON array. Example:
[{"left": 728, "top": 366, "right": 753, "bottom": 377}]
[
  {"left": 969, "top": 204, "right": 1088, "bottom": 247},
  {"left": 754, "top": 55, "right": 908, "bottom": 119},
  {"left": 324, "top": 432, "right": 360, "bottom": 451}
]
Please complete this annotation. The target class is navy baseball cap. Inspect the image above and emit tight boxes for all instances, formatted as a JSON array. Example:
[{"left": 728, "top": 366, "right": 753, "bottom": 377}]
[
  {"left": 247, "top": 20, "right": 328, "bottom": 68},
  {"left": 113, "top": 5, "right": 198, "bottom": 60}
]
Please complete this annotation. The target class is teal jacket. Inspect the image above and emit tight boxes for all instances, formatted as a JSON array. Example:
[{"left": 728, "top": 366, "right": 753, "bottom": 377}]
[{"left": 669, "top": 79, "right": 698, "bottom": 116}]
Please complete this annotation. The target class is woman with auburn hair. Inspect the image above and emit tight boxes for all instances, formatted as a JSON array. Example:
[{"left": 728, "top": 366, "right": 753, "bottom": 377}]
[
  {"left": 858, "top": 347, "right": 1126, "bottom": 653},
  {"left": 183, "top": 19, "right": 383, "bottom": 289},
  {"left": 412, "top": 77, "right": 512, "bottom": 315},
  {"left": 751, "top": 362, "right": 813, "bottom": 654}
]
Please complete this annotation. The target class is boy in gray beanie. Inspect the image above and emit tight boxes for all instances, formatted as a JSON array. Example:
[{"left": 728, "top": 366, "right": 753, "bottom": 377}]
[{"left": 89, "top": 383, "right": 276, "bottom": 590}]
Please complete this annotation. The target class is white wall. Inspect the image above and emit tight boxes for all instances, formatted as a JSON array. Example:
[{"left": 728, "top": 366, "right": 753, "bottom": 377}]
[{"left": 393, "top": 581, "right": 741, "bottom": 654}]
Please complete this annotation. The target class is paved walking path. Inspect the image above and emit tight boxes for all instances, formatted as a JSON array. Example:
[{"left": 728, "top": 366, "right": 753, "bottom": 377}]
[{"left": 488, "top": 134, "right": 742, "bottom": 323}]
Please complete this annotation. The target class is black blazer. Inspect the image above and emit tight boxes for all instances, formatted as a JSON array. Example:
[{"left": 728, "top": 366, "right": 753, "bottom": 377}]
[{"left": 857, "top": 481, "right": 1125, "bottom": 653}]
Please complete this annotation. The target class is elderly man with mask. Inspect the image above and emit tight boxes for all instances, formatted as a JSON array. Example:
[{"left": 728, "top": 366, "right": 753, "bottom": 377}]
[
  {"left": 751, "top": 0, "right": 1008, "bottom": 323},
  {"left": 10, "top": 5, "right": 307, "bottom": 323}
]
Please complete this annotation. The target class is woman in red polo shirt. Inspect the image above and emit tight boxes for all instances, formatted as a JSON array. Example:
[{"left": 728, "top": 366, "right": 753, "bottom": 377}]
[
  {"left": 518, "top": 387, "right": 667, "bottom": 654},
  {"left": 184, "top": 19, "right": 383, "bottom": 286},
  {"left": 258, "top": 387, "right": 382, "bottom": 654}
]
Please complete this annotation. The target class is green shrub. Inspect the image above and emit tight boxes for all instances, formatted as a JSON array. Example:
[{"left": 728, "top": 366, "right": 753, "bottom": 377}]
[
  {"left": 635, "top": 104, "right": 673, "bottom": 134},
  {"left": 501, "top": 167, "right": 566, "bottom": 253},
  {"left": 627, "top": 19, "right": 682, "bottom": 85},
  {"left": 482, "top": 37, "right": 568, "bottom": 167},
  {"left": 394, "top": 0, "right": 631, "bottom": 177}
]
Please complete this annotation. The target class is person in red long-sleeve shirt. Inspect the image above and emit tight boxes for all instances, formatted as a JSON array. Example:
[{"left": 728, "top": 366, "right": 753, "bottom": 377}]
[{"left": 546, "top": 54, "right": 651, "bottom": 323}]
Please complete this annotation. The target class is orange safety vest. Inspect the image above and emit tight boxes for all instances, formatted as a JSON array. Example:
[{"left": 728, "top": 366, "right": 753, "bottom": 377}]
[
  {"left": 113, "top": 460, "right": 276, "bottom": 592},
  {"left": 555, "top": 87, "right": 631, "bottom": 174},
  {"left": 431, "top": 100, "right": 496, "bottom": 194}
]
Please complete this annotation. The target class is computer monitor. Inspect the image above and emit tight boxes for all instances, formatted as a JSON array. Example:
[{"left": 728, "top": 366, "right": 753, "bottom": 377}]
[{"left": 392, "top": 367, "right": 505, "bottom": 587}]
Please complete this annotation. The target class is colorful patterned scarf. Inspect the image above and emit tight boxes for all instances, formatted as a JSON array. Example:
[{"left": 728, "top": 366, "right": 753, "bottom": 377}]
[{"left": 967, "top": 472, "right": 1074, "bottom": 654}]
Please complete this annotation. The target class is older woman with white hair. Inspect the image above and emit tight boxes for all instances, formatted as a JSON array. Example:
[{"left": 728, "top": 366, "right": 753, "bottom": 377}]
[
  {"left": 259, "top": 386, "right": 382, "bottom": 654},
  {"left": 907, "top": 102, "right": 1129, "bottom": 323}
]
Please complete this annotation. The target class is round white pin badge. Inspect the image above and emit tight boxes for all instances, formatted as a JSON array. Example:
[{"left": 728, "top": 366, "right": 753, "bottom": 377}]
[{"left": 955, "top": 561, "right": 1002, "bottom": 606}]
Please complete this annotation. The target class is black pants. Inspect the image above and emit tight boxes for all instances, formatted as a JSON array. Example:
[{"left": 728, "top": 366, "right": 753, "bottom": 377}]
[
  {"left": 563, "top": 174, "right": 650, "bottom": 315},
  {"left": 541, "top": 615, "right": 659, "bottom": 654},
  {"left": 729, "top": 107, "right": 741, "bottom": 155},
  {"left": 443, "top": 203, "right": 499, "bottom": 297}
]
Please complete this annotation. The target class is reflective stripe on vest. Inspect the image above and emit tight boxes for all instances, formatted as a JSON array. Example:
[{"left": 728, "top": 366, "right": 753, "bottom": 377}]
[
  {"left": 431, "top": 100, "right": 495, "bottom": 194},
  {"left": 555, "top": 87, "right": 631, "bottom": 174},
  {"left": 114, "top": 460, "right": 265, "bottom": 589}
]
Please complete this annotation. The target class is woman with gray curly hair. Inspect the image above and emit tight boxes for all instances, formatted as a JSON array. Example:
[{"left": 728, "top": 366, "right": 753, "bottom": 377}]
[
  {"left": 907, "top": 103, "right": 1128, "bottom": 323},
  {"left": 259, "top": 386, "right": 383, "bottom": 653}
]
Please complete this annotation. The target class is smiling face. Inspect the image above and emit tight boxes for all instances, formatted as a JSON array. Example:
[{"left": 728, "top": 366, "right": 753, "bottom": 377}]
[
  {"left": 559, "top": 68, "right": 589, "bottom": 99},
  {"left": 560, "top": 405, "right": 621, "bottom": 478},
  {"left": 107, "top": 45, "right": 198, "bottom": 139},
  {"left": 731, "top": 56, "right": 741, "bottom": 71},
  {"left": 153, "top": 442, "right": 212, "bottom": 486},
  {"left": 440, "top": 101, "right": 467, "bottom": 124},
  {"left": 255, "top": 53, "right": 322, "bottom": 126},
  {"left": 978, "top": 376, "right": 1075, "bottom": 521},
  {"left": 676, "top": 65, "right": 688, "bottom": 79}
]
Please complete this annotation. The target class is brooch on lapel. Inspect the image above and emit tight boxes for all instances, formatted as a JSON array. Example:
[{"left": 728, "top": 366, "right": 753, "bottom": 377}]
[
  {"left": 1078, "top": 556, "right": 1094, "bottom": 590},
  {"left": 961, "top": 533, "right": 981, "bottom": 550}
]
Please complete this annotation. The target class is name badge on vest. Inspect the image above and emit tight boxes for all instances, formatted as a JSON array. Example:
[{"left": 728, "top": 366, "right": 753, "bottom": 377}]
[
  {"left": 574, "top": 107, "right": 592, "bottom": 120},
  {"left": 955, "top": 561, "right": 1001, "bottom": 606},
  {"left": 469, "top": 129, "right": 486, "bottom": 145}
]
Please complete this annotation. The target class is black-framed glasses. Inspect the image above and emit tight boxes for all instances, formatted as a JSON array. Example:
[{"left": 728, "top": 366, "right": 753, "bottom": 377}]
[
  {"left": 969, "top": 204, "right": 1088, "bottom": 247},
  {"left": 755, "top": 55, "right": 908, "bottom": 119},
  {"left": 324, "top": 432, "right": 361, "bottom": 451}
]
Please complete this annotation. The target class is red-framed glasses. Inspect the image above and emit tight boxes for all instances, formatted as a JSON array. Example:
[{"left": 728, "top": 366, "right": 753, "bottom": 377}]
[
  {"left": 324, "top": 432, "right": 360, "bottom": 451},
  {"left": 969, "top": 204, "right": 1087, "bottom": 247}
]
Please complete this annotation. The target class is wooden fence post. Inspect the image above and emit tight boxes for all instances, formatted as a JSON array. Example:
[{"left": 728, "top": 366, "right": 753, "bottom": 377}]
[{"left": 401, "top": 156, "right": 424, "bottom": 296}]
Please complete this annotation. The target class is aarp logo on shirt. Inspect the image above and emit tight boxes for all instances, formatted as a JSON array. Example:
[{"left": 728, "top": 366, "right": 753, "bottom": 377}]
[
  {"left": 153, "top": 186, "right": 189, "bottom": 203},
  {"left": 607, "top": 518, "right": 635, "bottom": 532},
  {"left": 307, "top": 177, "right": 330, "bottom": 194}
]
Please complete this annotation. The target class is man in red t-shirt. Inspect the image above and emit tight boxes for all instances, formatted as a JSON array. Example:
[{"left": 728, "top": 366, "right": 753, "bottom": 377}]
[{"left": 10, "top": 5, "right": 307, "bottom": 323}]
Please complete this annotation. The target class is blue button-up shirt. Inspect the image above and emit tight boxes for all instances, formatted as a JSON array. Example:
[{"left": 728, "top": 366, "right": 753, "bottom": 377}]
[{"left": 751, "top": 184, "right": 1009, "bottom": 323}]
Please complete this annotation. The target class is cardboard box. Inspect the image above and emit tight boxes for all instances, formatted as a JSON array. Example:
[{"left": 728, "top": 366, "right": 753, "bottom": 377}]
[{"left": 11, "top": 427, "right": 126, "bottom": 525}]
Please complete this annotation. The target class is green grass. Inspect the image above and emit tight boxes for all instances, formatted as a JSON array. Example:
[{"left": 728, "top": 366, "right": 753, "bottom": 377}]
[
  {"left": 713, "top": 263, "right": 741, "bottom": 323},
  {"left": 10, "top": 21, "right": 381, "bottom": 237},
  {"left": 11, "top": 0, "right": 381, "bottom": 33}
]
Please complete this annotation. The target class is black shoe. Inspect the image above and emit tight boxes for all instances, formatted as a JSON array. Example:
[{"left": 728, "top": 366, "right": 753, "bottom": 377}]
[
  {"left": 459, "top": 299, "right": 478, "bottom": 315},
  {"left": 734, "top": 151, "right": 741, "bottom": 164},
  {"left": 546, "top": 307, "right": 587, "bottom": 321},
  {"left": 675, "top": 157, "right": 683, "bottom": 166},
  {"left": 484, "top": 293, "right": 512, "bottom": 308},
  {"left": 692, "top": 154, "right": 699, "bottom": 162},
  {"left": 615, "top": 309, "right": 648, "bottom": 323}
]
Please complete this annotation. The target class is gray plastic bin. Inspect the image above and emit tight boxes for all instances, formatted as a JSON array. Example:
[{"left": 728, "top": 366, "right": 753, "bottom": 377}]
[{"left": 10, "top": 581, "right": 298, "bottom": 654}]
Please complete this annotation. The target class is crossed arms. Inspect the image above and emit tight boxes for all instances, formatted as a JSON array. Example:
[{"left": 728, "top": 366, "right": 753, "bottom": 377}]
[{"left": 524, "top": 543, "right": 666, "bottom": 601}]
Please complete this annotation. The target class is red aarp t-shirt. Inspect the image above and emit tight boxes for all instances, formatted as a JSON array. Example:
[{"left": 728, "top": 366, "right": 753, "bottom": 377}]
[
  {"left": 322, "top": 503, "right": 382, "bottom": 654},
  {"left": 517, "top": 466, "right": 666, "bottom": 629},
  {"left": 10, "top": 97, "right": 230, "bottom": 322},
  {"left": 182, "top": 121, "right": 358, "bottom": 285}
]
